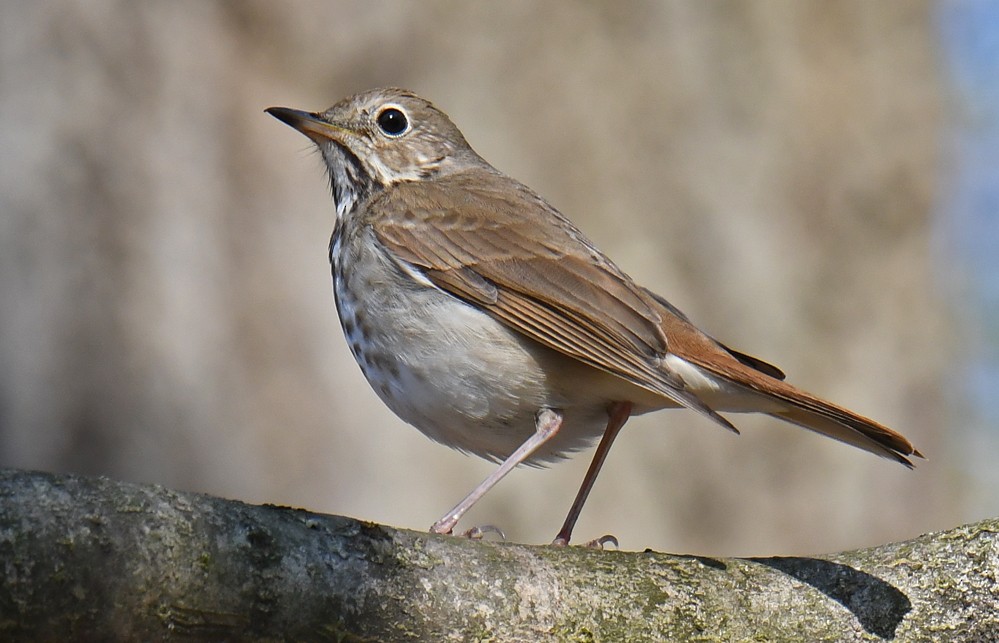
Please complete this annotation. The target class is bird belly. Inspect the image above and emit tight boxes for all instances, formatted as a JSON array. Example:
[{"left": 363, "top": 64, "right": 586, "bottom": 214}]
[{"left": 333, "top": 235, "right": 617, "bottom": 463}]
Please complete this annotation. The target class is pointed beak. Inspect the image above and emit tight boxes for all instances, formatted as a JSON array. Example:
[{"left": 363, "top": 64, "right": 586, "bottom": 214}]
[{"left": 265, "top": 107, "right": 349, "bottom": 142}]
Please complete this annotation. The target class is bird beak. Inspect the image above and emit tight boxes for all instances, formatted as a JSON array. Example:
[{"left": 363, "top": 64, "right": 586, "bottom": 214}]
[{"left": 265, "top": 107, "right": 349, "bottom": 143}]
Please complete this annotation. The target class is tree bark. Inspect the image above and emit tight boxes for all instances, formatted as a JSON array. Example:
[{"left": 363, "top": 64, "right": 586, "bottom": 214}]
[{"left": 0, "top": 468, "right": 994, "bottom": 641}]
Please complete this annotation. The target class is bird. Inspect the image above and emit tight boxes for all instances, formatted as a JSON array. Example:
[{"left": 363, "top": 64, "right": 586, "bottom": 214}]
[{"left": 266, "top": 88, "right": 921, "bottom": 546}]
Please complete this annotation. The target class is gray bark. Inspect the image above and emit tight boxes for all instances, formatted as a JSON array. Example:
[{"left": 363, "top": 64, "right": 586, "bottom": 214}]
[{"left": 0, "top": 468, "right": 994, "bottom": 641}]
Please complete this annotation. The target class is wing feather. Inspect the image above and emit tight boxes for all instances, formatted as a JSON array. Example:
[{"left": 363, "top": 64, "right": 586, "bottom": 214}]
[
  {"left": 369, "top": 172, "right": 736, "bottom": 432},
  {"left": 365, "top": 170, "right": 918, "bottom": 464}
]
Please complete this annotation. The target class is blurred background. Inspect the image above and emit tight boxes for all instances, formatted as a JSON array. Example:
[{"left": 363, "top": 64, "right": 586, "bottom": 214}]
[{"left": 1, "top": 1, "right": 996, "bottom": 555}]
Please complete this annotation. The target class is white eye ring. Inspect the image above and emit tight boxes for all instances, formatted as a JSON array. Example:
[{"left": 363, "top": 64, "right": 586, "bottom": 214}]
[{"left": 375, "top": 105, "right": 410, "bottom": 137}]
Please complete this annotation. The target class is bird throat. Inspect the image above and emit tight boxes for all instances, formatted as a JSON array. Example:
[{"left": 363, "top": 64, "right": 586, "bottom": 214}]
[{"left": 323, "top": 142, "right": 375, "bottom": 221}]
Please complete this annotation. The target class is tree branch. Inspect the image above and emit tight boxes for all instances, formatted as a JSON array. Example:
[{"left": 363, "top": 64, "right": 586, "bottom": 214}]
[{"left": 0, "top": 468, "right": 994, "bottom": 641}]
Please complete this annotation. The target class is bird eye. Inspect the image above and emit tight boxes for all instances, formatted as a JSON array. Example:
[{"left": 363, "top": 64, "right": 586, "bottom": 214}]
[{"left": 376, "top": 107, "right": 409, "bottom": 136}]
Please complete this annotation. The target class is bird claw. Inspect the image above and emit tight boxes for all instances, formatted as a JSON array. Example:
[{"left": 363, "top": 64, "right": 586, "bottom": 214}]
[
  {"left": 584, "top": 534, "right": 619, "bottom": 549},
  {"left": 462, "top": 524, "right": 507, "bottom": 541},
  {"left": 550, "top": 533, "right": 619, "bottom": 549}
]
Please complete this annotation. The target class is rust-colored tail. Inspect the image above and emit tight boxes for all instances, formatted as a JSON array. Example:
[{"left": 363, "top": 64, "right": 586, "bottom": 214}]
[{"left": 765, "top": 391, "right": 922, "bottom": 468}]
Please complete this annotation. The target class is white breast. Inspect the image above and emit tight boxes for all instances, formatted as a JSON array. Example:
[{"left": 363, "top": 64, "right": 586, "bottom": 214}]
[{"left": 330, "top": 226, "right": 616, "bottom": 463}]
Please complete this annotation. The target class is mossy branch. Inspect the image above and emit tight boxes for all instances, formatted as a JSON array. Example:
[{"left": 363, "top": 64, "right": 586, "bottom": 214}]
[{"left": 0, "top": 468, "right": 994, "bottom": 641}]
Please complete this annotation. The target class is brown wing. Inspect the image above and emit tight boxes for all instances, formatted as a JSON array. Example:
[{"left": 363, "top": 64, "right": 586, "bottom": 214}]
[
  {"left": 640, "top": 287, "right": 786, "bottom": 380},
  {"left": 369, "top": 171, "right": 738, "bottom": 431},
  {"left": 369, "top": 170, "right": 922, "bottom": 466}
]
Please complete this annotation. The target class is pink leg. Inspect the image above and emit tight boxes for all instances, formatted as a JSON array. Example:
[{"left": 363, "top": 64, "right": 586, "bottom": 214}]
[
  {"left": 552, "top": 401, "right": 633, "bottom": 546},
  {"left": 431, "top": 408, "right": 563, "bottom": 535}
]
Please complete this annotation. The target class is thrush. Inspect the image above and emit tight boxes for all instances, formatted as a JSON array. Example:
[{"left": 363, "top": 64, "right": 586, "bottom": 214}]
[{"left": 266, "top": 88, "right": 921, "bottom": 545}]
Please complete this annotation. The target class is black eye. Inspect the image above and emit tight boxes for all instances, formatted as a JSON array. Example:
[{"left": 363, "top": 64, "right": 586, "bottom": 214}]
[{"left": 376, "top": 107, "right": 409, "bottom": 136}]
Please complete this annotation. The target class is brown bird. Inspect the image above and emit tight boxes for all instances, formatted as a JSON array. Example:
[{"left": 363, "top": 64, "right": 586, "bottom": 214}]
[{"left": 266, "top": 88, "right": 921, "bottom": 546}]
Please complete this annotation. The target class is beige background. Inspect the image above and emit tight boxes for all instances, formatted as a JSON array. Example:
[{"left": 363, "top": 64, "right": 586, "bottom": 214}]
[{"left": 0, "top": 1, "right": 970, "bottom": 554}]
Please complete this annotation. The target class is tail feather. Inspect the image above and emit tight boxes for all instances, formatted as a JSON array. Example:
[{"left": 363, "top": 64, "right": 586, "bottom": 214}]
[
  {"left": 686, "top": 352, "right": 922, "bottom": 467},
  {"left": 767, "top": 406, "right": 918, "bottom": 469},
  {"left": 654, "top": 300, "right": 921, "bottom": 466}
]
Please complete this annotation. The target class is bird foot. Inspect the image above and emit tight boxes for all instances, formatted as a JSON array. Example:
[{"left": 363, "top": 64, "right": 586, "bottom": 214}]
[
  {"left": 550, "top": 533, "right": 618, "bottom": 549},
  {"left": 461, "top": 524, "right": 506, "bottom": 541},
  {"left": 584, "top": 534, "right": 619, "bottom": 549}
]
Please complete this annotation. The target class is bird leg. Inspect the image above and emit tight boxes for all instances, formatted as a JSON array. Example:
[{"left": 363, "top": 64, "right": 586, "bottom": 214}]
[
  {"left": 431, "top": 408, "right": 564, "bottom": 535},
  {"left": 552, "top": 401, "right": 633, "bottom": 546}
]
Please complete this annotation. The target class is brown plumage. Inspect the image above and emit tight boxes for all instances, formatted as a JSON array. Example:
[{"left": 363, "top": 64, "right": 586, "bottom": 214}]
[
  {"left": 372, "top": 172, "right": 919, "bottom": 466},
  {"left": 267, "top": 88, "right": 921, "bottom": 544}
]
